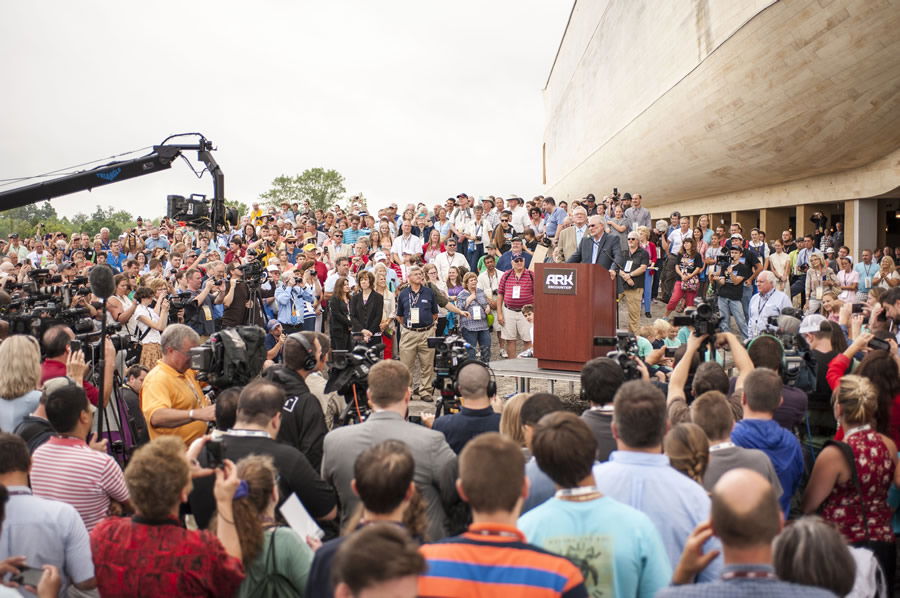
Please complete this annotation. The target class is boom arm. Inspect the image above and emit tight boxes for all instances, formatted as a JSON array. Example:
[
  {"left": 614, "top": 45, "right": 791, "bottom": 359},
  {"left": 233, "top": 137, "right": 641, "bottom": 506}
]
[{"left": 0, "top": 134, "right": 227, "bottom": 229}]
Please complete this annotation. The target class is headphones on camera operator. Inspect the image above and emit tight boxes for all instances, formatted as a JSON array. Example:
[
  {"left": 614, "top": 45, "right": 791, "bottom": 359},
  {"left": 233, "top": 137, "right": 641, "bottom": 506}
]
[
  {"left": 451, "top": 359, "right": 497, "bottom": 399},
  {"left": 287, "top": 331, "right": 318, "bottom": 371}
]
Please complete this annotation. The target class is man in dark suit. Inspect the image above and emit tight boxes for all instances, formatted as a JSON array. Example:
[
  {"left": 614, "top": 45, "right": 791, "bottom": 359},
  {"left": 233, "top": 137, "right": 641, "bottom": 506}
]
[
  {"left": 567, "top": 215, "right": 622, "bottom": 280},
  {"left": 321, "top": 359, "right": 459, "bottom": 541}
]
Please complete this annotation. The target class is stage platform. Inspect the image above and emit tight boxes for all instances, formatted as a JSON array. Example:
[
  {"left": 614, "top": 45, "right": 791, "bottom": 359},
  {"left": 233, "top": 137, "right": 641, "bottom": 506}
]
[{"left": 488, "top": 358, "right": 582, "bottom": 395}]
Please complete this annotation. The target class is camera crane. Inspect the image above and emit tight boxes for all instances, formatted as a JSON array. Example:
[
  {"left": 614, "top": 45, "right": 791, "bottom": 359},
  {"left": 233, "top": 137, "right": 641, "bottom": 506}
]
[{"left": 0, "top": 133, "right": 234, "bottom": 231}]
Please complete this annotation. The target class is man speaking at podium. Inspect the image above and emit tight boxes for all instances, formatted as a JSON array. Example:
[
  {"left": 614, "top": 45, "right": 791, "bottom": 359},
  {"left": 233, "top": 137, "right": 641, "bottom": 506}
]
[{"left": 566, "top": 215, "right": 622, "bottom": 277}]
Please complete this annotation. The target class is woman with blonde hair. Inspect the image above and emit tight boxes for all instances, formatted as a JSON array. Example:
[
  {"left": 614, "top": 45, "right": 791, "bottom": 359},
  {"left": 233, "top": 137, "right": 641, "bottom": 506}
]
[
  {"left": 803, "top": 375, "right": 900, "bottom": 586},
  {"left": 805, "top": 252, "right": 837, "bottom": 315},
  {"left": 872, "top": 255, "right": 900, "bottom": 290},
  {"left": 663, "top": 422, "right": 709, "bottom": 485},
  {"left": 499, "top": 392, "right": 531, "bottom": 455},
  {"left": 223, "top": 455, "right": 313, "bottom": 597},
  {"left": 0, "top": 335, "right": 43, "bottom": 432}
]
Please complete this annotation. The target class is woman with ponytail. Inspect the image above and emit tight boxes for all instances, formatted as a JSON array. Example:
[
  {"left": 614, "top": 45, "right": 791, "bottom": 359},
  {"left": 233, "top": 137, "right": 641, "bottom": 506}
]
[
  {"left": 214, "top": 455, "right": 313, "bottom": 597},
  {"left": 663, "top": 423, "right": 710, "bottom": 486},
  {"left": 802, "top": 375, "right": 900, "bottom": 587}
]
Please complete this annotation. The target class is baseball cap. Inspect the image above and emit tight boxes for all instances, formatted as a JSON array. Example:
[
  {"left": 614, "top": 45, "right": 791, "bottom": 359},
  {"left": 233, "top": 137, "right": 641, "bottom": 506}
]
[
  {"left": 266, "top": 319, "right": 282, "bottom": 332},
  {"left": 266, "top": 264, "right": 280, "bottom": 272},
  {"left": 512, "top": 256, "right": 525, "bottom": 262},
  {"left": 825, "top": 247, "right": 835, "bottom": 254},
  {"left": 44, "top": 376, "right": 94, "bottom": 414},
  {"left": 510, "top": 236, "right": 523, "bottom": 243},
  {"left": 730, "top": 234, "right": 743, "bottom": 240},
  {"left": 302, "top": 243, "right": 316, "bottom": 252},
  {"left": 373, "top": 251, "right": 388, "bottom": 262},
  {"left": 583, "top": 194, "right": 596, "bottom": 201},
  {"left": 622, "top": 192, "right": 632, "bottom": 200},
  {"left": 8, "top": 233, "right": 18, "bottom": 239},
  {"left": 798, "top": 314, "right": 827, "bottom": 335}
]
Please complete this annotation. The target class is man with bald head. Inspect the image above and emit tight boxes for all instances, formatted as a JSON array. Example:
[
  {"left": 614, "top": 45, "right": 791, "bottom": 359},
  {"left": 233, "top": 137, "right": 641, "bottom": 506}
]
[
  {"left": 661, "top": 469, "right": 834, "bottom": 596},
  {"left": 567, "top": 215, "right": 622, "bottom": 275},
  {"left": 427, "top": 362, "right": 500, "bottom": 454}
]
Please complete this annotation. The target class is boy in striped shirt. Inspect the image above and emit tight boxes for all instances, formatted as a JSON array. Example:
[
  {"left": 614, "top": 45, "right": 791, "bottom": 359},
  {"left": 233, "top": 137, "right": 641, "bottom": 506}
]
[
  {"left": 418, "top": 433, "right": 587, "bottom": 598},
  {"left": 30, "top": 378, "right": 130, "bottom": 531}
]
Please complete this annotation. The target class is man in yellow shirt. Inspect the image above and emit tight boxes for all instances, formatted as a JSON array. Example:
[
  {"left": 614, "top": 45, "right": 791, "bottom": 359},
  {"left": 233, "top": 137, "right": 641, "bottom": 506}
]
[{"left": 141, "top": 324, "right": 215, "bottom": 445}]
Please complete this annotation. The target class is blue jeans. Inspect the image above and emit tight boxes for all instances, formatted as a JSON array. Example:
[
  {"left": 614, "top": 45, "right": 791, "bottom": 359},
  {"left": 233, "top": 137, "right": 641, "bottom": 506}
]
[
  {"left": 741, "top": 283, "right": 753, "bottom": 322},
  {"left": 467, "top": 245, "right": 484, "bottom": 273},
  {"left": 461, "top": 328, "right": 491, "bottom": 362},
  {"left": 643, "top": 271, "right": 653, "bottom": 312},
  {"left": 718, "top": 296, "right": 748, "bottom": 339}
]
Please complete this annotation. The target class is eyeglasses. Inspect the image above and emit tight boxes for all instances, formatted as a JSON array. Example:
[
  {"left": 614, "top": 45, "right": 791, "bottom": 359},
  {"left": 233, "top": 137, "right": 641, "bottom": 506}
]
[
  {"left": 627, "top": 237, "right": 638, "bottom": 241},
  {"left": 501, "top": 220, "right": 509, "bottom": 223}
]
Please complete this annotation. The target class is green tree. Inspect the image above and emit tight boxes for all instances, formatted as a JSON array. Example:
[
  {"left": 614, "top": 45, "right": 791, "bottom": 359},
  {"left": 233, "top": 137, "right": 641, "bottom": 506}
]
[{"left": 259, "top": 168, "right": 346, "bottom": 213}]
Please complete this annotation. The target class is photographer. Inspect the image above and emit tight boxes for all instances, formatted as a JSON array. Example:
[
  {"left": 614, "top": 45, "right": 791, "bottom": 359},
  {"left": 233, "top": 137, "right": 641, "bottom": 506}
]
[
  {"left": 216, "top": 261, "right": 249, "bottom": 328},
  {"left": 181, "top": 267, "right": 218, "bottom": 338},
  {"left": 40, "top": 325, "right": 115, "bottom": 408},
  {"left": 275, "top": 270, "right": 315, "bottom": 335},
  {"left": 133, "top": 287, "right": 169, "bottom": 369},
  {"left": 714, "top": 245, "right": 750, "bottom": 338},
  {"left": 261, "top": 331, "right": 328, "bottom": 471},
  {"left": 120, "top": 364, "right": 150, "bottom": 446},
  {"left": 141, "top": 324, "right": 214, "bottom": 445}
]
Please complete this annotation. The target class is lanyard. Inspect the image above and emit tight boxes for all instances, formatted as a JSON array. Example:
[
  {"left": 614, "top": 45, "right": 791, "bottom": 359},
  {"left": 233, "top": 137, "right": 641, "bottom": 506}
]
[
  {"left": 845, "top": 424, "right": 871, "bottom": 440},
  {"left": 709, "top": 441, "right": 735, "bottom": 452},
  {"left": 722, "top": 570, "right": 776, "bottom": 581},
  {"left": 756, "top": 291, "right": 773, "bottom": 316},
  {"left": 555, "top": 486, "right": 602, "bottom": 500},
  {"left": 225, "top": 429, "right": 271, "bottom": 439}
]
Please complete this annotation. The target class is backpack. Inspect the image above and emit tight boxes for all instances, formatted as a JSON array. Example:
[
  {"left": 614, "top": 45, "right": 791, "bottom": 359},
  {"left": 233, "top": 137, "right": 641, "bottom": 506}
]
[{"left": 244, "top": 528, "right": 302, "bottom": 598}]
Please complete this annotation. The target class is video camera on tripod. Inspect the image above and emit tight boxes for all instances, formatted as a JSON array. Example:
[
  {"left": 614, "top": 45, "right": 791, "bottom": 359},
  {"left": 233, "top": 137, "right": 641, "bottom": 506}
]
[
  {"left": 594, "top": 331, "right": 642, "bottom": 381},
  {"left": 326, "top": 341, "right": 384, "bottom": 426},
  {"left": 428, "top": 335, "right": 470, "bottom": 416}
]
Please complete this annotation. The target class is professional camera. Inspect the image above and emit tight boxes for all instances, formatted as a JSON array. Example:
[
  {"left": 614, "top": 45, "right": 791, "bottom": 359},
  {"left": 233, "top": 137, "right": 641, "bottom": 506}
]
[
  {"left": 595, "top": 331, "right": 642, "bottom": 381},
  {"left": 237, "top": 259, "right": 267, "bottom": 289},
  {"left": 673, "top": 298, "right": 722, "bottom": 337},
  {"left": 326, "top": 342, "right": 383, "bottom": 425},
  {"left": 167, "top": 193, "right": 238, "bottom": 231},
  {"left": 428, "top": 335, "right": 469, "bottom": 416},
  {"left": 190, "top": 325, "right": 266, "bottom": 390},
  {"left": 166, "top": 291, "right": 193, "bottom": 310}
]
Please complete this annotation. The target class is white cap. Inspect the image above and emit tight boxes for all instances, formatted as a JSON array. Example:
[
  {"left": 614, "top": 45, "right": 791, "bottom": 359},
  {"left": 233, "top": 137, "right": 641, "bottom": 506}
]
[{"left": 798, "top": 314, "right": 827, "bottom": 335}]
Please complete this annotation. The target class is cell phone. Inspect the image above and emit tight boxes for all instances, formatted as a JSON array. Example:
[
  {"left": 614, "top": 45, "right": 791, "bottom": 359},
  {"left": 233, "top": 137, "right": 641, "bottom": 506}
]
[
  {"left": 68, "top": 339, "right": 82, "bottom": 354},
  {"left": 664, "top": 347, "right": 676, "bottom": 358},
  {"left": 12, "top": 566, "right": 43, "bottom": 588},
  {"left": 407, "top": 415, "right": 423, "bottom": 426},
  {"left": 868, "top": 338, "right": 890, "bottom": 352},
  {"left": 206, "top": 438, "right": 225, "bottom": 469},
  {"left": 852, "top": 303, "right": 865, "bottom": 314}
]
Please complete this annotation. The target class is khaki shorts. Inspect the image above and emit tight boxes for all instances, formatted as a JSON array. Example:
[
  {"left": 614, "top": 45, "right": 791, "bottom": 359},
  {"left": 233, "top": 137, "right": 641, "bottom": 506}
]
[{"left": 501, "top": 307, "right": 530, "bottom": 341}]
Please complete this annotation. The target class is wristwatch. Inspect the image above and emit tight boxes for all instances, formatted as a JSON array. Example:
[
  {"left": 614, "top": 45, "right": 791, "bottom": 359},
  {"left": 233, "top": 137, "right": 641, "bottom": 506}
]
[{"left": 188, "top": 409, "right": 195, "bottom": 421}]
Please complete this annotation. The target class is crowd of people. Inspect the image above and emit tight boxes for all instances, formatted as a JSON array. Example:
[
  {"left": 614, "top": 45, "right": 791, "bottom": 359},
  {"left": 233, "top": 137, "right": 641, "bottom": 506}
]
[{"left": 0, "top": 191, "right": 896, "bottom": 596}]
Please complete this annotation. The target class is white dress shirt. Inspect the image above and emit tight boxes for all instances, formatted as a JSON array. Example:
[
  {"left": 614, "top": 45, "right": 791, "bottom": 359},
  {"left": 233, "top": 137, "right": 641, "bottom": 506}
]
[{"left": 747, "top": 288, "right": 792, "bottom": 337}]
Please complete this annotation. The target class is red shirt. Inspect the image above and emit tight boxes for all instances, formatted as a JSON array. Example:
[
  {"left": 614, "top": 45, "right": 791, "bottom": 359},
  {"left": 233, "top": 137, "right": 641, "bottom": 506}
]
[
  {"left": 90, "top": 516, "right": 244, "bottom": 598},
  {"left": 41, "top": 359, "right": 98, "bottom": 406}
]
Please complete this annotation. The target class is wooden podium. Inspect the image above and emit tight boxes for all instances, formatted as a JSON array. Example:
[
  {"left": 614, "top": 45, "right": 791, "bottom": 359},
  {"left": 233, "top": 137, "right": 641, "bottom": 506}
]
[{"left": 533, "top": 263, "right": 617, "bottom": 371}]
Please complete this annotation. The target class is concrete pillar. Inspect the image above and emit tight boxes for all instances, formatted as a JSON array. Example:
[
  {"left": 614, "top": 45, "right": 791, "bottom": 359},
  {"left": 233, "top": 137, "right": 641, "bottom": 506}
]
[
  {"left": 731, "top": 211, "right": 759, "bottom": 234},
  {"left": 795, "top": 204, "right": 813, "bottom": 237},
  {"left": 846, "top": 198, "right": 878, "bottom": 258},
  {"left": 760, "top": 208, "right": 791, "bottom": 241}
]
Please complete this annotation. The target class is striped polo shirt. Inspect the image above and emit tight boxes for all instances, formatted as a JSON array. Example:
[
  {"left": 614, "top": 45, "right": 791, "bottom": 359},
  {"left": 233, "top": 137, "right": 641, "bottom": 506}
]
[
  {"left": 30, "top": 436, "right": 129, "bottom": 531},
  {"left": 419, "top": 523, "right": 587, "bottom": 597},
  {"left": 498, "top": 269, "right": 536, "bottom": 310}
]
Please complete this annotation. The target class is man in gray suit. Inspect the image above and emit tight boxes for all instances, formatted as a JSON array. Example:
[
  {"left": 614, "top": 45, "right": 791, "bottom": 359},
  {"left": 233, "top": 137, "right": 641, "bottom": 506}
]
[
  {"left": 556, "top": 205, "right": 588, "bottom": 261},
  {"left": 321, "top": 360, "right": 458, "bottom": 540},
  {"left": 566, "top": 215, "right": 623, "bottom": 279}
]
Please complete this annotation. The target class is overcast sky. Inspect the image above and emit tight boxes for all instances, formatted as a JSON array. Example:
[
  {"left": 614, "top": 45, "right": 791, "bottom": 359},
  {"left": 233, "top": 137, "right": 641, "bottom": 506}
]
[{"left": 0, "top": 1, "right": 572, "bottom": 220}]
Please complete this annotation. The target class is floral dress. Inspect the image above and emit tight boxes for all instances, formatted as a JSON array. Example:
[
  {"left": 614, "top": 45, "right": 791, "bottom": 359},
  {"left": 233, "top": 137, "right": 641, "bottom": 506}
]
[{"left": 820, "top": 428, "right": 895, "bottom": 543}]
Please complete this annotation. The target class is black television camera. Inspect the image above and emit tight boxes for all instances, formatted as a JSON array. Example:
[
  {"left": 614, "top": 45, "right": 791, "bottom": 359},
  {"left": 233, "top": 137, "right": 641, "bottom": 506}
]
[
  {"left": 237, "top": 259, "right": 267, "bottom": 290},
  {"left": 190, "top": 325, "right": 266, "bottom": 390},
  {"left": 326, "top": 342, "right": 383, "bottom": 426},
  {"left": 595, "top": 331, "right": 642, "bottom": 381},
  {"left": 673, "top": 298, "right": 722, "bottom": 337},
  {"left": 167, "top": 193, "right": 238, "bottom": 231},
  {"left": 429, "top": 335, "right": 470, "bottom": 416}
]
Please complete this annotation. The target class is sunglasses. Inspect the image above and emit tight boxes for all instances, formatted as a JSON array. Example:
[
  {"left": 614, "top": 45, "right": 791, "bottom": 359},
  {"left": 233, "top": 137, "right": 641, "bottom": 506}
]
[
  {"left": 512, "top": 257, "right": 525, "bottom": 262},
  {"left": 501, "top": 219, "right": 510, "bottom": 223}
]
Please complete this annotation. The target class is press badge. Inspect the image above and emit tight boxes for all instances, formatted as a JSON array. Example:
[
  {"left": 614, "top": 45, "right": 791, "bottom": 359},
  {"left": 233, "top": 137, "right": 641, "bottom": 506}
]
[
  {"left": 202, "top": 306, "right": 213, "bottom": 320},
  {"left": 472, "top": 305, "right": 482, "bottom": 320},
  {"left": 815, "top": 287, "right": 823, "bottom": 301},
  {"left": 624, "top": 260, "right": 633, "bottom": 273},
  {"left": 410, "top": 308, "right": 420, "bottom": 325},
  {"left": 866, "top": 277, "right": 872, "bottom": 288},
  {"left": 511, "top": 285, "right": 521, "bottom": 300}
]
